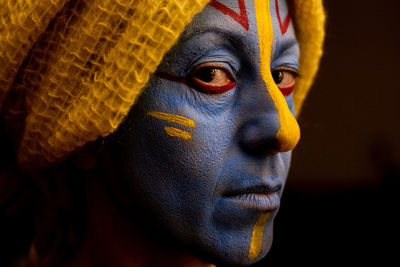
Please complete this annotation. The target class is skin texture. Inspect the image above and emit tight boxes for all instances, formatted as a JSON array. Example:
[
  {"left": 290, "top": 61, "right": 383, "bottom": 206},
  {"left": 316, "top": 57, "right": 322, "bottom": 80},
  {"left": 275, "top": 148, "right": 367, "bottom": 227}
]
[{"left": 105, "top": 0, "right": 299, "bottom": 265}]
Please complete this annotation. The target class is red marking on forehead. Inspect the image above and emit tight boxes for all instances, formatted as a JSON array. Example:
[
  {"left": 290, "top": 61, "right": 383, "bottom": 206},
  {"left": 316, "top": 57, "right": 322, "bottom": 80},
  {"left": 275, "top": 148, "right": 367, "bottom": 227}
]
[
  {"left": 275, "top": 0, "right": 291, "bottom": 35},
  {"left": 209, "top": 0, "right": 249, "bottom": 31}
]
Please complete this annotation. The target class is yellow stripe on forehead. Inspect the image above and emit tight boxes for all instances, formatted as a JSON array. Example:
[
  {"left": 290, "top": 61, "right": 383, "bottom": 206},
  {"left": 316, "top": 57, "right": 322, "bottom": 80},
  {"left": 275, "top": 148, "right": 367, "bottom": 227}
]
[{"left": 254, "top": 0, "right": 300, "bottom": 152}]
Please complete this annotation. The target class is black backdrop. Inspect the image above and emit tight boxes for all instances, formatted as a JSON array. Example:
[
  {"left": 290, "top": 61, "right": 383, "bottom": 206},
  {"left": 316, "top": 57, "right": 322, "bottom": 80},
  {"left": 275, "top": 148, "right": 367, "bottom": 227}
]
[
  {"left": 1, "top": 0, "right": 399, "bottom": 266},
  {"left": 257, "top": 0, "right": 400, "bottom": 265}
]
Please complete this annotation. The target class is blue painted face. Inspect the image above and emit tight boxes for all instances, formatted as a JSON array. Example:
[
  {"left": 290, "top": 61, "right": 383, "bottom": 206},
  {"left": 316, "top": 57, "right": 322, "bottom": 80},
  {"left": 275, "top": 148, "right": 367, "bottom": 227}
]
[{"left": 107, "top": 0, "right": 299, "bottom": 265}]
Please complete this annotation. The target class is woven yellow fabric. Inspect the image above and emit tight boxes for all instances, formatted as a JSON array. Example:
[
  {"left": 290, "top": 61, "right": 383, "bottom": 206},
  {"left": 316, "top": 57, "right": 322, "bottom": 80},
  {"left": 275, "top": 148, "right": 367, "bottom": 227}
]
[
  {"left": 0, "top": 0, "right": 325, "bottom": 168},
  {"left": 289, "top": 0, "right": 326, "bottom": 114},
  {"left": 0, "top": 0, "right": 69, "bottom": 107},
  {"left": 1, "top": 0, "right": 210, "bottom": 168}
]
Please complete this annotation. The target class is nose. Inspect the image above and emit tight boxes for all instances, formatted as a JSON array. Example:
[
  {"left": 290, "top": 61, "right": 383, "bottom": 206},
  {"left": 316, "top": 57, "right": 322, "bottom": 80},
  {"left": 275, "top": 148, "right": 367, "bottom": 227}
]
[
  {"left": 239, "top": 0, "right": 300, "bottom": 156},
  {"left": 265, "top": 76, "right": 301, "bottom": 153},
  {"left": 238, "top": 78, "right": 300, "bottom": 156}
]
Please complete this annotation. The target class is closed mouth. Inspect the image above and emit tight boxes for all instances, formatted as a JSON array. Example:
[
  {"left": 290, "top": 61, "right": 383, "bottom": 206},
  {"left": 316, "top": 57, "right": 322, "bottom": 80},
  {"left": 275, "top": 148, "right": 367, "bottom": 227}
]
[{"left": 223, "top": 185, "right": 282, "bottom": 211}]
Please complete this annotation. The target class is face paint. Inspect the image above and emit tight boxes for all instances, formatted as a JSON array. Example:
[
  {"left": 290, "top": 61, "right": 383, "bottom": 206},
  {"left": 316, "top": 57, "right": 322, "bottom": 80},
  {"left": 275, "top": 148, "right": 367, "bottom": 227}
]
[
  {"left": 147, "top": 111, "right": 196, "bottom": 129},
  {"left": 148, "top": 111, "right": 196, "bottom": 140},
  {"left": 254, "top": 0, "right": 300, "bottom": 153},
  {"left": 275, "top": 0, "right": 291, "bottom": 35},
  {"left": 107, "top": 0, "right": 299, "bottom": 265},
  {"left": 209, "top": 0, "right": 250, "bottom": 30},
  {"left": 164, "top": 126, "right": 192, "bottom": 140},
  {"left": 248, "top": 212, "right": 271, "bottom": 260}
]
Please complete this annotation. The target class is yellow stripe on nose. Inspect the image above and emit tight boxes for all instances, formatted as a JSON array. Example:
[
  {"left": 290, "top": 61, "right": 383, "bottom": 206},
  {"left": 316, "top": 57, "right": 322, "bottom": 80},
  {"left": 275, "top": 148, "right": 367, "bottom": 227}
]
[
  {"left": 254, "top": 0, "right": 300, "bottom": 152},
  {"left": 148, "top": 111, "right": 196, "bottom": 128}
]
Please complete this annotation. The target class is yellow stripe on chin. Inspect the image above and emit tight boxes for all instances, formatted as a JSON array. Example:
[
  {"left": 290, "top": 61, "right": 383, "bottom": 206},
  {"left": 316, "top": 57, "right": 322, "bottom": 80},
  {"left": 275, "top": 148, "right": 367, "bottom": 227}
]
[
  {"left": 248, "top": 212, "right": 271, "bottom": 260},
  {"left": 254, "top": 0, "right": 300, "bottom": 152}
]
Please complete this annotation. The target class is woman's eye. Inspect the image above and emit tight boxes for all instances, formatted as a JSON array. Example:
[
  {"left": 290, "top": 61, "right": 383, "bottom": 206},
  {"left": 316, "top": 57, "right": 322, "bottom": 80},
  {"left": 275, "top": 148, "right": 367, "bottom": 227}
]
[
  {"left": 271, "top": 69, "right": 297, "bottom": 96},
  {"left": 190, "top": 63, "right": 236, "bottom": 94}
]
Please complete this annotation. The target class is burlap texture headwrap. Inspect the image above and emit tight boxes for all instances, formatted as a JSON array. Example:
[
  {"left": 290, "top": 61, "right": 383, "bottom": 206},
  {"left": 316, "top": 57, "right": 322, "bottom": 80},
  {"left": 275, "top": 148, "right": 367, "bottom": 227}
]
[{"left": 0, "top": 0, "right": 325, "bottom": 169}]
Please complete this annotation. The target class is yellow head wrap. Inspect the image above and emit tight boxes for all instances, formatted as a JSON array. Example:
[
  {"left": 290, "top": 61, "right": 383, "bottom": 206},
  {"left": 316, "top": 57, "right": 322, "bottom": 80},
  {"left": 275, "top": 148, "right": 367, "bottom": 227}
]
[{"left": 0, "top": 0, "right": 325, "bottom": 169}]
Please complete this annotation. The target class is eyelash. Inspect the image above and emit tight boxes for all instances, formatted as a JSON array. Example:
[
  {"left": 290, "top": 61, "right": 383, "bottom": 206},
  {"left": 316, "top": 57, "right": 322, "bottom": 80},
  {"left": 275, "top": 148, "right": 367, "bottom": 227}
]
[
  {"left": 188, "top": 63, "right": 236, "bottom": 94},
  {"left": 271, "top": 67, "right": 298, "bottom": 96},
  {"left": 156, "top": 65, "right": 297, "bottom": 96}
]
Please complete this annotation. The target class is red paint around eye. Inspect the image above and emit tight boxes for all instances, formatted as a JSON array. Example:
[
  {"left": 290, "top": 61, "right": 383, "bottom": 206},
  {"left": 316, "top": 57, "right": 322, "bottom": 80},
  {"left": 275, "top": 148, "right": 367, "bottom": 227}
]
[
  {"left": 209, "top": 0, "right": 249, "bottom": 31},
  {"left": 194, "top": 81, "right": 236, "bottom": 94},
  {"left": 279, "top": 85, "right": 295, "bottom": 96},
  {"left": 155, "top": 72, "right": 236, "bottom": 95},
  {"left": 275, "top": 0, "right": 291, "bottom": 35}
]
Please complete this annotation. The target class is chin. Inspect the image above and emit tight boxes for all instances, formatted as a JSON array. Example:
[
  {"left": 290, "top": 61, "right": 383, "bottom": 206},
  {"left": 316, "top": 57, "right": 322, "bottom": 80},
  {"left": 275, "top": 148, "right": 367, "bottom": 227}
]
[{"left": 188, "top": 219, "right": 275, "bottom": 267}]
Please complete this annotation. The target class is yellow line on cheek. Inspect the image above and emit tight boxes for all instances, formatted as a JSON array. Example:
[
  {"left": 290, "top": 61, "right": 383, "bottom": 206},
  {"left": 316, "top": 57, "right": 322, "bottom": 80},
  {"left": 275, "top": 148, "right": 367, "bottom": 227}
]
[
  {"left": 254, "top": 0, "right": 300, "bottom": 151},
  {"left": 148, "top": 111, "right": 196, "bottom": 128},
  {"left": 248, "top": 212, "right": 271, "bottom": 260},
  {"left": 164, "top": 126, "right": 192, "bottom": 140}
]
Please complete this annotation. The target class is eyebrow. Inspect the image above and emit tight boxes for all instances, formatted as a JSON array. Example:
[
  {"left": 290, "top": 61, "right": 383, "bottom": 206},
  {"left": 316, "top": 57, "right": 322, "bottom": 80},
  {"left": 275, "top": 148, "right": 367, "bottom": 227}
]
[
  {"left": 271, "top": 36, "right": 300, "bottom": 70},
  {"left": 278, "top": 37, "right": 299, "bottom": 55},
  {"left": 180, "top": 27, "right": 249, "bottom": 53},
  {"left": 181, "top": 26, "right": 298, "bottom": 62}
]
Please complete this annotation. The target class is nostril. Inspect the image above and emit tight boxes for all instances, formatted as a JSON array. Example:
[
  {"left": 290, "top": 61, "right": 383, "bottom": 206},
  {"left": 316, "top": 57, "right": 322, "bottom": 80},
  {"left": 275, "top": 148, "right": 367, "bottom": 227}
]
[
  {"left": 240, "top": 138, "right": 280, "bottom": 157},
  {"left": 238, "top": 119, "right": 281, "bottom": 157}
]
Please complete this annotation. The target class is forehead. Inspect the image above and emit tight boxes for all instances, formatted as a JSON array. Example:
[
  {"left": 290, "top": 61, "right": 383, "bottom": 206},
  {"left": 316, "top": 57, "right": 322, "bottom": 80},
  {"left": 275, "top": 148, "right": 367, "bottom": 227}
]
[
  {"left": 181, "top": 1, "right": 292, "bottom": 40},
  {"left": 181, "top": 0, "right": 258, "bottom": 49},
  {"left": 179, "top": 0, "right": 297, "bottom": 66}
]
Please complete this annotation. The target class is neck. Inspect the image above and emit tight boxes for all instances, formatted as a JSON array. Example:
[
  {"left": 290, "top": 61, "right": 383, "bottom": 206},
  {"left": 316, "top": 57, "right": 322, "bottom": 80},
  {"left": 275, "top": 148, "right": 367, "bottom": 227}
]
[{"left": 70, "top": 175, "right": 214, "bottom": 267}]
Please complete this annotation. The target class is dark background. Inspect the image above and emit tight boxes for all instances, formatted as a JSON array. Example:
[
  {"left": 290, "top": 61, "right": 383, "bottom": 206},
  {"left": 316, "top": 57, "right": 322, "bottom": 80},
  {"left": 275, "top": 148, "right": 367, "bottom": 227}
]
[
  {"left": 258, "top": 0, "right": 400, "bottom": 265},
  {"left": 1, "top": 0, "right": 399, "bottom": 266}
]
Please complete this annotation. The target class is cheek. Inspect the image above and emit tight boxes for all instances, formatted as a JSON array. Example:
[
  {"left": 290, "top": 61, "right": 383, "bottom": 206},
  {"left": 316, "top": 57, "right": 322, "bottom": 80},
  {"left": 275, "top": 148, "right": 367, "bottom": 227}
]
[
  {"left": 119, "top": 104, "right": 240, "bottom": 249},
  {"left": 148, "top": 111, "right": 195, "bottom": 141},
  {"left": 119, "top": 87, "right": 232, "bottom": 209},
  {"left": 281, "top": 151, "right": 292, "bottom": 176},
  {"left": 137, "top": 79, "right": 237, "bottom": 181}
]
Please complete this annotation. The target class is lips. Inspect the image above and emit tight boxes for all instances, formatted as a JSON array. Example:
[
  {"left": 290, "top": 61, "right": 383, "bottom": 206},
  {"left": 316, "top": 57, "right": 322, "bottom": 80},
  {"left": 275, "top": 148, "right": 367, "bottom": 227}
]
[{"left": 223, "top": 184, "right": 282, "bottom": 211}]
